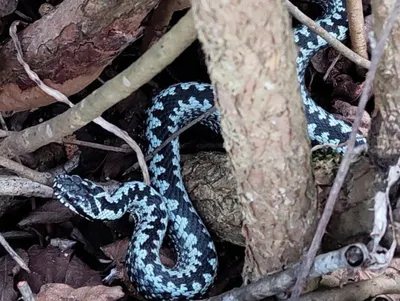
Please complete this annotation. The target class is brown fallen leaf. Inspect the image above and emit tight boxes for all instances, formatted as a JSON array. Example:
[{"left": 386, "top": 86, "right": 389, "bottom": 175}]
[
  {"left": 18, "top": 244, "right": 102, "bottom": 293},
  {"left": 100, "top": 237, "right": 176, "bottom": 297},
  {"left": 36, "top": 283, "right": 124, "bottom": 301},
  {"left": 332, "top": 99, "right": 371, "bottom": 137}
]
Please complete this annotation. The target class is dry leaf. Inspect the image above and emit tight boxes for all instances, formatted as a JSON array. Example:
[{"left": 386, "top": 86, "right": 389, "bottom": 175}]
[
  {"left": 19, "top": 245, "right": 102, "bottom": 293},
  {"left": 36, "top": 283, "right": 124, "bottom": 301}
]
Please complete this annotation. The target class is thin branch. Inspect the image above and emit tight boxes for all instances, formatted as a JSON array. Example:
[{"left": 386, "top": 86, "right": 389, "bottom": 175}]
[
  {"left": 284, "top": 0, "right": 371, "bottom": 69},
  {"left": 0, "top": 234, "right": 30, "bottom": 273},
  {"left": 0, "top": 156, "right": 51, "bottom": 185},
  {"left": 346, "top": 0, "right": 369, "bottom": 59},
  {"left": 62, "top": 138, "right": 131, "bottom": 153},
  {"left": 323, "top": 54, "right": 342, "bottom": 81},
  {"left": 290, "top": 0, "right": 400, "bottom": 299}
]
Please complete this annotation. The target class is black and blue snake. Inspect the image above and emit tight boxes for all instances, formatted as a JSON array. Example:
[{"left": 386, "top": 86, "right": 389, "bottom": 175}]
[{"left": 52, "top": 1, "right": 367, "bottom": 300}]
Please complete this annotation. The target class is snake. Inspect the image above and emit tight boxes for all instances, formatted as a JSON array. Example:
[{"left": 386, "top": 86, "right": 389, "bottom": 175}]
[{"left": 52, "top": 0, "right": 367, "bottom": 300}]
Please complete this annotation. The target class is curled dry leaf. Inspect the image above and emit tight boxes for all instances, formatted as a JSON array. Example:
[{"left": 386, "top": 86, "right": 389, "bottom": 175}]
[
  {"left": 101, "top": 238, "right": 130, "bottom": 284},
  {"left": 36, "top": 283, "right": 124, "bottom": 301},
  {"left": 332, "top": 99, "right": 371, "bottom": 136},
  {"left": 19, "top": 245, "right": 102, "bottom": 293}
]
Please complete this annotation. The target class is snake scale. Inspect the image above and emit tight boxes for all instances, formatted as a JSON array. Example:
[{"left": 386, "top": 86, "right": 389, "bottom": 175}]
[{"left": 53, "top": 0, "right": 366, "bottom": 300}]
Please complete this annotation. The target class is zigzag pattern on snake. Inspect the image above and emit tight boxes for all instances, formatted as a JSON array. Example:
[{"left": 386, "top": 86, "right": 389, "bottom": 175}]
[{"left": 53, "top": 1, "right": 366, "bottom": 300}]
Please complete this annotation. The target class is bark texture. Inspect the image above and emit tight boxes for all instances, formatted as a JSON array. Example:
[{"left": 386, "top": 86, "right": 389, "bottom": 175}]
[
  {"left": 190, "top": 1, "right": 317, "bottom": 282},
  {"left": 368, "top": 0, "right": 400, "bottom": 168},
  {"left": 368, "top": 0, "right": 400, "bottom": 246},
  {"left": 0, "top": 0, "right": 160, "bottom": 112}
]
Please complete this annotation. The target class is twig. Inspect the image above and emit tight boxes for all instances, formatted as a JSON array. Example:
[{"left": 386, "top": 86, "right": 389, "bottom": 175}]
[
  {"left": 323, "top": 54, "right": 342, "bottom": 81},
  {"left": 290, "top": 1, "right": 400, "bottom": 299},
  {"left": 198, "top": 243, "right": 369, "bottom": 301},
  {"left": 284, "top": 0, "right": 371, "bottom": 69},
  {"left": 346, "top": 0, "right": 369, "bottom": 59},
  {"left": 17, "top": 281, "right": 35, "bottom": 301},
  {"left": 0, "top": 156, "right": 51, "bottom": 185},
  {"left": 0, "top": 234, "right": 30, "bottom": 273},
  {"left": 123, "top": 106, "right": 217, "bottom": 175},
  {"left": 62, "top": 138, "right": 132, "bottom": 153},
  {"left": 0, "top": 10, "right": 197, "bottom": 183}
]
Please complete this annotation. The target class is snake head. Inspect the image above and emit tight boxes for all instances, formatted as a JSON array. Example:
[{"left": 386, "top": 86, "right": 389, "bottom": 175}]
[{"left": 53, "top": 174, "right": 106, "bottom": 220}]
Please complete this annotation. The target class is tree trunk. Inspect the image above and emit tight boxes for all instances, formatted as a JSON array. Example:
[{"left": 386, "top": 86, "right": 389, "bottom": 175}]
[
  {"left": 368, "top": 0, "right": 400, "bottom": 166},
  {"left": 190, "top": 1, "right": 317, "bottom": 282},
  {"left": 368, "top": 0, "right": 400, "bottom": 246},
  {"left": 0, "top": 0, "right": 160, "bottom": 112}
]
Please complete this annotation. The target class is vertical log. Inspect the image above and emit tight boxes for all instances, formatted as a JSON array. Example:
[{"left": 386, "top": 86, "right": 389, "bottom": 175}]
[{"left": 191, "top": 1, "right": 317, "bottom": 282}]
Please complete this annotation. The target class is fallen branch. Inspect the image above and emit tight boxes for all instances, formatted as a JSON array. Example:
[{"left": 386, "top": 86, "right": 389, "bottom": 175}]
[
  {"left": 0, "top": 10, "right": 197, "bottom": 171},
  {"left": 0, "top": 156, "right": 51, "bottom": 185},
  {"left": 290, "top": 0, "right": 400, "bottom": 299},
  {"left": 284, "top": 0, "right": 371, "bottom": 69},
  {"left": 198, "top": 244, "right": 369, "bottom": 301},
  {"left": 0, "top": 176, "right": 52, "bottom": 198},
  {"left": 0, "top": 233, "right": 30, "bottom": 273}
]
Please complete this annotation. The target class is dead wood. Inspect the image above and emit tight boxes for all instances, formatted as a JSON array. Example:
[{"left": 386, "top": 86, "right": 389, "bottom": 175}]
[
  {"left": 191, "top": 0, "right": 317, "bottom": 282},
  {"left": 0, "top": 0, "right": 160, "bottom": 112}
]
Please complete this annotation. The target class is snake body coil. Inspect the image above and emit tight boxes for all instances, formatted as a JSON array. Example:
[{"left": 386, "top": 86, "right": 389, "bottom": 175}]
[{"left": 53, "top": 1, "right": 366, "bottom": 300}]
